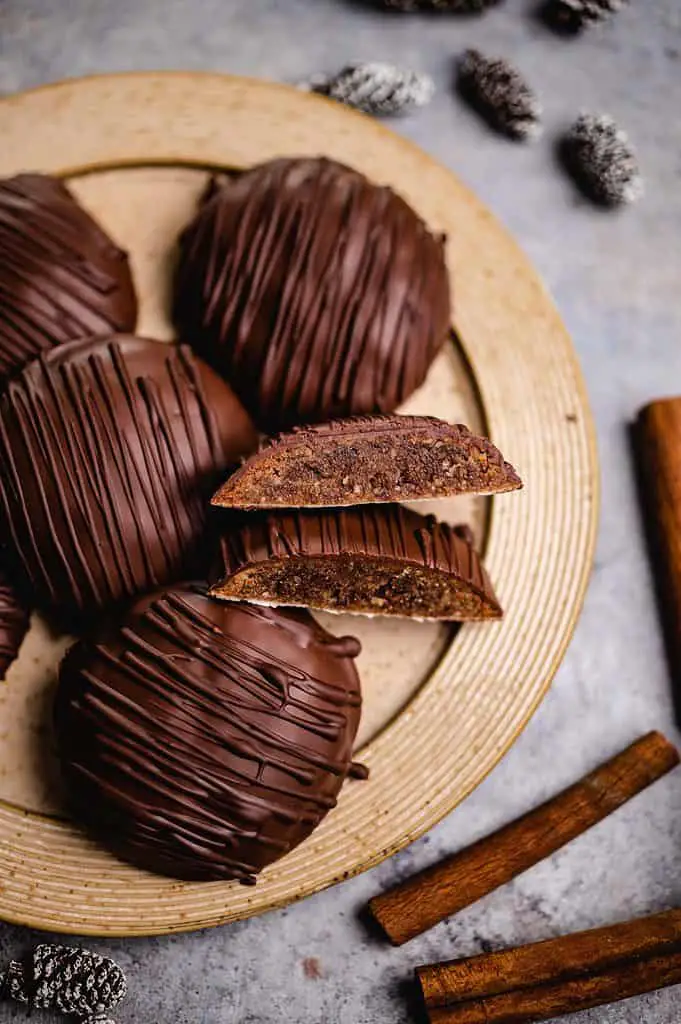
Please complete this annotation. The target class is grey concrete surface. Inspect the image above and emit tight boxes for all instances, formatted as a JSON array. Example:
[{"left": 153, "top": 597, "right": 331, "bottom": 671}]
[{"left": 1, "top": 1, "right": 681, "bottom": 1021}]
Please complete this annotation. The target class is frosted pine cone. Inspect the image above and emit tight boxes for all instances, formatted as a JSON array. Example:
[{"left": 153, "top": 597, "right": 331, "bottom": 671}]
[
  {"left": 544, "top": 0, "right": 628, "bottom": 31},
  {"left": 562, "top": 113, "right": 642, "bottom": 205},
  {"left": 306, "top": 62, "right": 434, "bottom": 116},
  {"left": 457, "top": 49, "right": 541, "bottom": 140},
  {"left": 379, "top": 0, "right": 501, "bottom": 11},
  {"left": 1, "top": 944, "right": 127, "bottom": 1023}
]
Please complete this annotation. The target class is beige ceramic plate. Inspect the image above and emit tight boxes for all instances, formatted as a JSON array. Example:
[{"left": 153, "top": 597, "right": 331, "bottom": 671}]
[{"left": 0, "top": 73, "right": 598, "bottom": 936}]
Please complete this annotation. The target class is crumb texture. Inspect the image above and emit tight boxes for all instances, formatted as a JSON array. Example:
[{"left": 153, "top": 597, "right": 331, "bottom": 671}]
[
  {"left": 220, "top": 557, "right": 500, "bottom": 620},
  {"left": 213, "top": 415, "right": 521, "bottom": 508},
  {"left": 213, "top": 505, "right": 501, "bottom": 620}
]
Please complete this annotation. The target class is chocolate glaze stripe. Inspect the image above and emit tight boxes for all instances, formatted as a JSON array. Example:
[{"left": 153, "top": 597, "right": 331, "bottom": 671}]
[
  {"left": 0, "top": 208, "right": 118, "bottom": 296},
  {"left": 0, "top": 390, "right": 63, "bottom": 590},
  {"left": 117, "top": 603, "right": 356, "bottom": 767},
  {"left": 176, "top": 159, "right": 449, "bottom": 427},
  {"left": 262, "top": 165, "right": 422, "bottom": 414},
  {"left": 0, "top": 234, "right": 116, "bottom": 309},
  {"left": 82, "top": 661, "right": 346, "bottom": 809},
  {"left": 288, "top": 168, "right": 380, "bottom": 412},
  {"left": 46, "top": 358, "right": 143, "bottom": 594},
  {"left": 254, "top": 414, "right": 455, "bottom": 450},
  {"left": 0, "top": 175, "right": 136, "bottom": 380},
  {"left": 69, "top": 357, "right": 152, "bottom": 586},
  {"left": 6, "top": 352, "right": 169, "bottom": 602},
  {"left": 0, "top": 299, "right": 52, "bottom": 364},
  {"left": 73, "top": 694, "right": 333, "bottom": 846},
  {"left": 58, "top": 592, "right": 361, "bottom": 882},
  {"left": 0, "top": 338, "right": 229, "bottom": 616},
  {"left": 218, "top": 506, "right": 497, "bottom": 608},
  {"left": 0, "top": 176, "right": 122, "bottom": 279},
  {"left": 2, "top": 377, "right": 117, "bottom": 603},
  {"left": 386, "top": 505, "right": 409, "bottom": 560},
  {"left": 115, "top": 592, "right": 361, "bottom": 752},
  {"left": 0, "top": 176, "right": 116, "bottom": 264},
  {"left": 80, "top": 664, "right": 341, "bottom": 822}
]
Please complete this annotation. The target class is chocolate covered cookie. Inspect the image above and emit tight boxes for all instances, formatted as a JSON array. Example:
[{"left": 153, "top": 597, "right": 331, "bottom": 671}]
[
  {"left": 211, "top": 506, "right": 501, "bottom": 620},
  {"left": 0, "top": 335, "right": 257, "bottom": 625},
  {"left": 0, "top": 174, "right": 137, "bottom": 383},
  {"left": 174, "top": 158, "right": 451, "bottom": 430},
  {"left": 55, "top": 586, "right": 362, "bottom": 882},
  {"left": 213, "top": 415, "right": 522, "bottom": 509}
]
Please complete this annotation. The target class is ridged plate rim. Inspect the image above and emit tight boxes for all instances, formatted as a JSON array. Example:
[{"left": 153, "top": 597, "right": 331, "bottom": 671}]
[{"left": 0, "top": 72, "right": 599, "bottom": 936}]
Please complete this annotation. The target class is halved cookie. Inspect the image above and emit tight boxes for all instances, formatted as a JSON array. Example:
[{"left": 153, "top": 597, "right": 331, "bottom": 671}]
[
  {"left": 210, "top": 505, "right": 502, "bottom": 621},
  {"left": 212, "top": 415, "right": 521, "bottom": 509}
]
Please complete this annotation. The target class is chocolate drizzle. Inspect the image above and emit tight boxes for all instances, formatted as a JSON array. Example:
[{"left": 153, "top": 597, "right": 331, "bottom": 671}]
[
  {"left": 0, "top": 567, "right": 30, "bottom": 676},
  {"left": 55, "top": 586, "right": 362, "bottom": 882},
  {"left": 0, "top": 335, "right": 257, "bottom": 626},
  {"left": 0, "top": 174, "right": 137, "bottom": 383},
  {"left": 212, "top": 506, "right": 502, "bottom": 620},
  {"left": 174, "top": 158, "right": 451, "bottom": 430}
]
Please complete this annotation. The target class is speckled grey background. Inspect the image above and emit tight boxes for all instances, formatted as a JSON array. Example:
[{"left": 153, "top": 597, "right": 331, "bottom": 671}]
[{"left": 1, "top": 1, "right": 680, "bottom": 1021}]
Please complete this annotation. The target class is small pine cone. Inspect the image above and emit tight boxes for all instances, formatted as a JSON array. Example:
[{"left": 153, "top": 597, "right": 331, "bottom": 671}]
[
  {"left": 457, "top": 49, "right": 541, "bottom": 140},
  {"left": 544, "top": 0, "right": 628, "bottom": 32},
  {"left": 562, "top": 113, "right": 642, "bottom": 206},
  {"left": 307, "top": 62, "right": 434, "bottom": 116},
  {"left": 379, "top": 0, "right": 501, "bottom": 11},
  {"left": 1, "top": 944, "right": 127, "bottom": 1023}
]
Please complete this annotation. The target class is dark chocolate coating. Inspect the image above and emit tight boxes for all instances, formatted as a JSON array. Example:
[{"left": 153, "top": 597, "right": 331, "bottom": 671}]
[
  {"left": 212, "top": 505, "right": 501, "bottom": 619},
  {"left": 0, "top": 567, "right": 30, "bottom": 676},
  {"left": 0, "top": 174, "right": 137, "bottom": 383},
  {"left": 55, "top": 586, "right": 362, "bottom": 882},
  {"left": 0, "top": 335, "right": 257, "bottom": 626},
  {"left": 174, "top": 158, "right": 451, "bottom": 431}
]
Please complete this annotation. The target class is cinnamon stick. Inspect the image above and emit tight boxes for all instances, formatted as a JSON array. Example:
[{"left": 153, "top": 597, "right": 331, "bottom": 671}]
[
  {"left": 369, "top": 732, "right": 678, "bottom": 945},
  {"left": 636, "top": 399, "right": 681, "bottom": 697},
  {"left": 417, "top": 908, "right": 681, "bottom": 1023}
]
